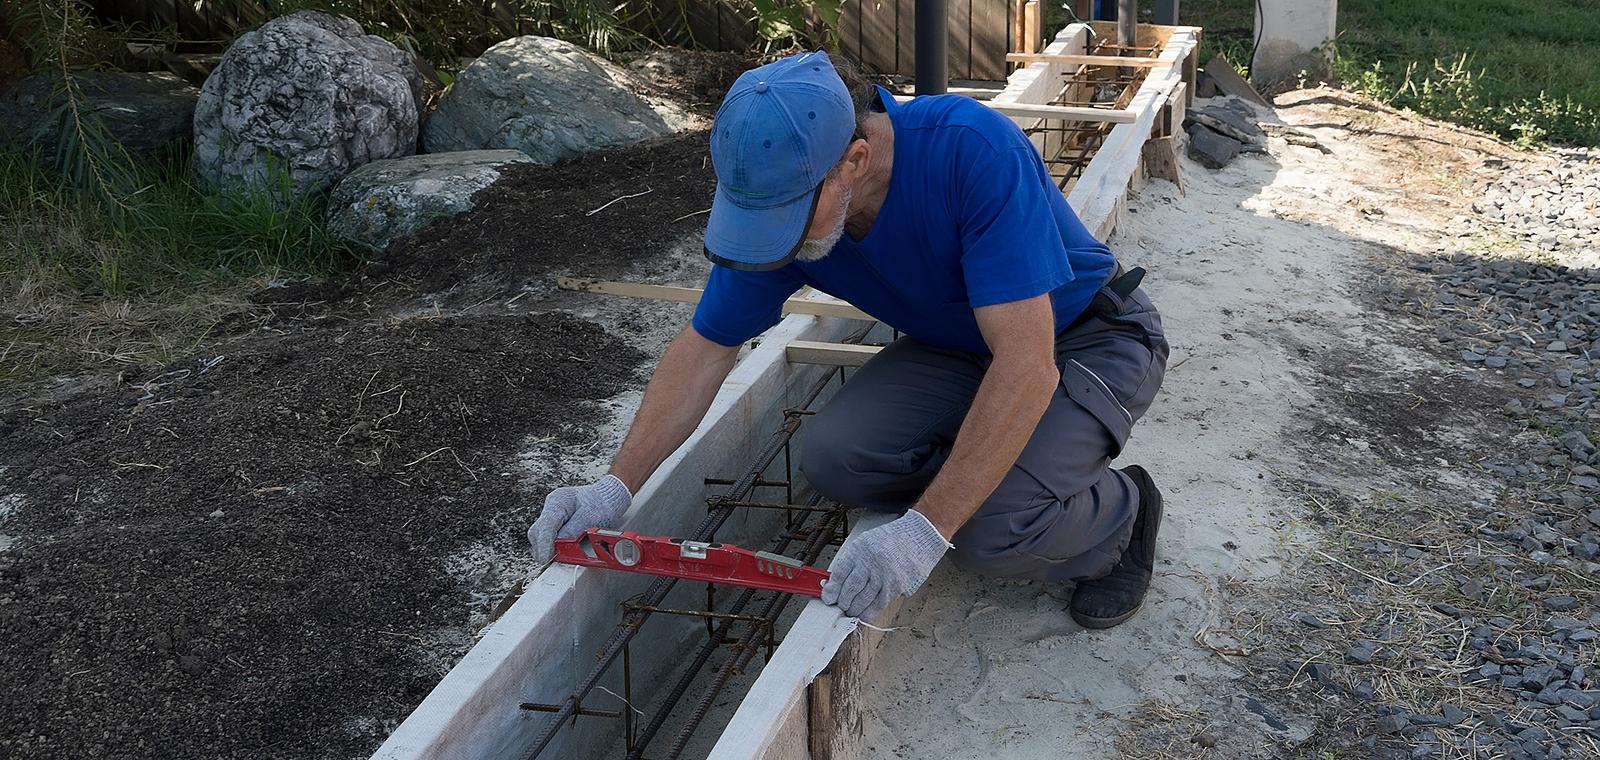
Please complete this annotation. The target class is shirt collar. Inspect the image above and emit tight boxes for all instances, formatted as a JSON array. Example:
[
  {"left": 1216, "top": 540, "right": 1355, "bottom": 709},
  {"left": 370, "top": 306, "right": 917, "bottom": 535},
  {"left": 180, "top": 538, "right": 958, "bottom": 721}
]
[{"left": 873, "top": 85, "right": 901, "bottom": 121}]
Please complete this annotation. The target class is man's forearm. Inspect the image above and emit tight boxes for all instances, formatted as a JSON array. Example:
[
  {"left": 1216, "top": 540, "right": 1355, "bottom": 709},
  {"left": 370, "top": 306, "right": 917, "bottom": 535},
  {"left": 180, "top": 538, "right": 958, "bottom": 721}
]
[
  {"left": 914, "top": 356, "right": 1058, "bottom": 539},
  {"left": 609, "top": 326, "right": 739, "bottom": 493}
]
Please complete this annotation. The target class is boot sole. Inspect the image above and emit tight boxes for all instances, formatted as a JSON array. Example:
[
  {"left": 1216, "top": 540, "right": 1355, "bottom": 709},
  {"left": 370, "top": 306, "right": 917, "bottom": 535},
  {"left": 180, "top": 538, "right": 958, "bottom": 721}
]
[{"left": 1070, "top": 601, "right": 1144, "bottom": 629}]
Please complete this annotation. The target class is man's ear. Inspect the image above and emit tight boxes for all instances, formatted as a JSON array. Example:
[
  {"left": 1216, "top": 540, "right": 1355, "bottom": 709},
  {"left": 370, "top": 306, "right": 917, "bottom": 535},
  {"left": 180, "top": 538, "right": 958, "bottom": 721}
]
[{"left": 839, "top": 137, "right": 872, "bottom": 182}]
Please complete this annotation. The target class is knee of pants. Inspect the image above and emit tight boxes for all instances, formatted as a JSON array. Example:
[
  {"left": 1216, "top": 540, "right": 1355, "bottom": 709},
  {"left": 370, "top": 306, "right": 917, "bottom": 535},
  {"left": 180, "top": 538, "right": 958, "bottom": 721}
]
[{"left": 797, "top": 419, "right": 860, "bottom": 505}]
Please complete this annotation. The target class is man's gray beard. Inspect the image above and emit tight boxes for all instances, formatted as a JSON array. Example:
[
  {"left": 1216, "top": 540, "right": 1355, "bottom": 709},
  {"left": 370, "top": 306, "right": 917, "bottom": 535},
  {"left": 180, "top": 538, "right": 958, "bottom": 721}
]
[{"left": 795, "top": 187, "right": 851, "bottom": 263}]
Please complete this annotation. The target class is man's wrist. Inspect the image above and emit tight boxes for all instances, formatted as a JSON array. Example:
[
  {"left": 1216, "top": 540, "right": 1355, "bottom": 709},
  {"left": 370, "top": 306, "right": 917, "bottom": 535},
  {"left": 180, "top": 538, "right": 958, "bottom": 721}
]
[
  {"left": 907, "top": 508, "right": 956, "bottom": 548},
  {"left": 607, "top": 466, "right": 643, "bottom": 496}
]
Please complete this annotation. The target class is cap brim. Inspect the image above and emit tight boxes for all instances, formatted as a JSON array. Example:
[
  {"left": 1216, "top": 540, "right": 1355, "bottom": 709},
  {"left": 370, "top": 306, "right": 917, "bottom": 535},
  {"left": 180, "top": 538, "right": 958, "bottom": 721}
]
[{"left": 702, "top": 183, "right": 822, "bottom": 272}]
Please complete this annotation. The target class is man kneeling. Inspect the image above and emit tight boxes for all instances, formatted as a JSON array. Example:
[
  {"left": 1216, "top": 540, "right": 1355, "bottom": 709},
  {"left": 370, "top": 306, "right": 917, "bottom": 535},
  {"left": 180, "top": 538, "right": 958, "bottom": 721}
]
[{"left": 528, "top": 51, "right": 1169, "bottom": 628}]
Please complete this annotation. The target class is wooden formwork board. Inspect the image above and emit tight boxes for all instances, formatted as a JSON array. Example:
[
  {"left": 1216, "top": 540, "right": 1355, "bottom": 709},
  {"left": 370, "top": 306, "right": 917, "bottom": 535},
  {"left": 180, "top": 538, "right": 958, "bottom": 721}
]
[
  {"left": 990, "top": 21, "right": 1198, "bottom": 238},
  {"left": 1064, "top": 26, "right": 1198, "bottom": 239}
]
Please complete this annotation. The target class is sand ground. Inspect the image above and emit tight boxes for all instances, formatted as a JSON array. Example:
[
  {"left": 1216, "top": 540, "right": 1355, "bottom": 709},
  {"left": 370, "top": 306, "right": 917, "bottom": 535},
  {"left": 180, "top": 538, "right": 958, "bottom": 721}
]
[{"left": 856, "top": 88, "right": 1555, "bottom": 758}]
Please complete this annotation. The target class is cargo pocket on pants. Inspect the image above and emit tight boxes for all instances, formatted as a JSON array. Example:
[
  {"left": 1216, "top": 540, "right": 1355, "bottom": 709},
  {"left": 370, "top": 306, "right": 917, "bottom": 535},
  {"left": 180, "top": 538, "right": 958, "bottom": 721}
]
[{"left": 1060, "top": 358, "right": 1134, "bottom": 457}]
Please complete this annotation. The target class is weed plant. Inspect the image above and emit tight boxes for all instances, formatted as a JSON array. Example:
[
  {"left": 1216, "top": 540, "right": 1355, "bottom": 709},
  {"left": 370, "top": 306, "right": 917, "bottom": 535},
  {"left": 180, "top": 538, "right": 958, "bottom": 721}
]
[{"left": 0, "top": 146, "right": 353, "bottom": 386}]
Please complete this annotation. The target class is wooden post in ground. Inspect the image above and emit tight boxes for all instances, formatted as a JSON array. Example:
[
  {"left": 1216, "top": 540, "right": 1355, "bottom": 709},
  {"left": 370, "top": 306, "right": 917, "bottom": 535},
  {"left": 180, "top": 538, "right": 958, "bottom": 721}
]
[
  {"left": 1117, "top": 0, "right": 1137, "bottom": 51},
  {"left": 1012, "top": 0, "right": 1025, "bottom": 53},
  {"left": 1022, "top": 0, "right": 1040, "bottom": 53}
]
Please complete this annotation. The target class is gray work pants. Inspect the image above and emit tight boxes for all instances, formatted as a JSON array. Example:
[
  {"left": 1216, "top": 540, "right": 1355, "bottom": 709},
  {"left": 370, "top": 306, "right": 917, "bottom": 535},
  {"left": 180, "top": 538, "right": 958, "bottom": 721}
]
[{"left": 799, "top": 285, "right": 1168, "bottom": 583}]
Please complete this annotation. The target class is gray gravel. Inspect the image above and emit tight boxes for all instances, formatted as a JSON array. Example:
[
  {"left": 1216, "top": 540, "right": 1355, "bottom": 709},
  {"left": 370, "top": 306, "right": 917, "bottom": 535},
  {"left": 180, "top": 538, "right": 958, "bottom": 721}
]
[
  {"left": 1467, "top": 147, "right": 1600, "bottom": 264},
  {"left": 1343, "top": 150, "right": 1600, "bottom": 760}
]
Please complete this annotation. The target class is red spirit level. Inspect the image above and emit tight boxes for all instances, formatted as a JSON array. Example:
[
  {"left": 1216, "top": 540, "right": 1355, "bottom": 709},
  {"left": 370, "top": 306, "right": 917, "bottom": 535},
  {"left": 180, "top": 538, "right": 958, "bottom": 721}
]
[{"left": 553, "top": 528, "right": 831, "bottom": 597}]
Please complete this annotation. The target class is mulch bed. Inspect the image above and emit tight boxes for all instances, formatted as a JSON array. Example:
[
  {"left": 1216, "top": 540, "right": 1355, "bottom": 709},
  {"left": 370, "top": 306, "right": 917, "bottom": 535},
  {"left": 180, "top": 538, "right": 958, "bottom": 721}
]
[
  {"left": 0, "top": 131, "right": 726, "bottom": 760},
  {"left": 263, "top": 130, "right": 718, "bottom": 316},
  {"left": 0, "top": 313, "right": 645, "bottom": 758},
  {"left": 0, "top": 48, "right": 744, "bottom": 759}
]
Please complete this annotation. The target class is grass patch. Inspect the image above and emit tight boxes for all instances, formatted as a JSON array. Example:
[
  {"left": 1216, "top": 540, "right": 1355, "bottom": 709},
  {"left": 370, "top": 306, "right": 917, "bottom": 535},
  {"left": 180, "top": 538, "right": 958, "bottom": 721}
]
[
  {"left": 0, "top": 147, "right": 355, "bottom": 389},
  {"left": 1180, "top": 0, "right": 1600, "bottom": 147}
]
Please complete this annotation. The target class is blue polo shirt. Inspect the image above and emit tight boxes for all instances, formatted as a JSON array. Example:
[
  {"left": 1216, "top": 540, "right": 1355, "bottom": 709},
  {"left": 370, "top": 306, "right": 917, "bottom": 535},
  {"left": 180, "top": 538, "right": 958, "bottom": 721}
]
[{"left": 691, "top": 86, "right": 1115, "bottom": 355}]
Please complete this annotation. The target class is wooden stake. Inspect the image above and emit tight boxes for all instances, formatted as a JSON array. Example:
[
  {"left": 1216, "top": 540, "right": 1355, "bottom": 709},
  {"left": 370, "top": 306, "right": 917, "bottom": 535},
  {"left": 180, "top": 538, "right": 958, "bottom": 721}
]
[
  {"left": 1141, "top": 136, "right": 1184, "bottom": 193},
  {"left": 1012, "top": 0, "right": 1026, "bottom": 54},
  {"left": 1023, "top": 0, "right": 1040, "bottom": 54}
]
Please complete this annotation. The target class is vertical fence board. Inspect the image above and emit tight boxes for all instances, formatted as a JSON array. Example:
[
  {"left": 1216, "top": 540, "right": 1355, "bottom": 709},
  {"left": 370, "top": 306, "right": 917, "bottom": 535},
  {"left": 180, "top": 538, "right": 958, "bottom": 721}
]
[
  {"left": 894, "top": 0, "right": 916, "bottom": 77},
  {"left": 971, "top": 0, "right": 1008, "bottom": 79},
  {"left": 851, "top": 0, "right": 895, "bottom": 74},
  {"left": 947, "top": 0, "right": 972, "bottom": 80},
  {"left": 683, "top": 0, "right": 722, "bottom": 48}
]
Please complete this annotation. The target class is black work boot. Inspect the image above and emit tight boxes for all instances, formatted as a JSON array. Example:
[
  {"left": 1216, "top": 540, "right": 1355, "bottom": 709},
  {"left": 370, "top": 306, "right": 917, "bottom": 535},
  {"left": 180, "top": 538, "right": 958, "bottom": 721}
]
[{"left": 1070, "top": 465, "right": 1162, "bottom": 629}]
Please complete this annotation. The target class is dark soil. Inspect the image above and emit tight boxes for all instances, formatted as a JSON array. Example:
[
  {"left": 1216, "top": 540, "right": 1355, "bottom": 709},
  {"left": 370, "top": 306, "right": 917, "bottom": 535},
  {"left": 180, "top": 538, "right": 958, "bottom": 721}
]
[
  {"left": 261, "top": 130, "right": 717, "bottom": 315},
  {"left": 0, "top": 54, "right": 740, "bottom": 757},
  {"left": 0, "top": 312, "right": 645, "bottom": 759}
]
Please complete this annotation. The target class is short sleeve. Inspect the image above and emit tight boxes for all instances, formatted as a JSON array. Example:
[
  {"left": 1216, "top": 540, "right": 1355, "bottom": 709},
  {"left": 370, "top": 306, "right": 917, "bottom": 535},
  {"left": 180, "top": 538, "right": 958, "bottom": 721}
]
[
  {"left": 691, "top": 264, "right": 804, "bottom": 346},
  {"left": 956, "top": 145, "right": 1075, "bottom": 308}
]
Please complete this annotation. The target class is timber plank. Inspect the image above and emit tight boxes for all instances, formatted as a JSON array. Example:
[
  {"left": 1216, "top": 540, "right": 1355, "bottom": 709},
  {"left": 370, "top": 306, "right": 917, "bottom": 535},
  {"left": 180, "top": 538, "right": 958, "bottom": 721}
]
[{"left": 785, "top": 341, "right": 882, "bottom": 367}]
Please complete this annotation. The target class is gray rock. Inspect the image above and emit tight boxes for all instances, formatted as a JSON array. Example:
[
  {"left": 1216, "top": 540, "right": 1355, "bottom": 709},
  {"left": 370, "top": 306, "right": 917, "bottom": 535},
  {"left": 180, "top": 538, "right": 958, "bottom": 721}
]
[
  {"left": 1186, "top": 106, "right": 1264, "bottom": 145},
  {"left": 1376, "top": 713, "right": 1409, "bottom": 734},
  {"left": 1545, "top": 595, "right": 1579, "bottom": 611},
  {"left": 1487, "top": 356, "right": 1509, "bottom": 368},
  {"left": 1558, "top": 689, "right": 1595, "bottom": 708},
  {"left": 1561, "top": 431, "right": 1594, "bottom": 456},
  {"left": 0, "top": 71, "right": 199, "bottom": 160},
  {"left": 193, "top": 11, "right": 421, "bottom": 199},
  {"left": 326, "top": 149, "right": 534, "bottom": 252},
  {"left": 1291, "top": 610, "right": 1331, "bottom": 629},
  {"left": 1523, "top": 664, "right": 1556, "bottom": 691},
  {"left": 425, "top": 36, "right": 683, "bottom": 163},
  {"left": 1346, "top": 640, "right": 1378, "bottom": 664},
  {"left": 1187, "top": 125, "right": 1242, "bottom": 169}
]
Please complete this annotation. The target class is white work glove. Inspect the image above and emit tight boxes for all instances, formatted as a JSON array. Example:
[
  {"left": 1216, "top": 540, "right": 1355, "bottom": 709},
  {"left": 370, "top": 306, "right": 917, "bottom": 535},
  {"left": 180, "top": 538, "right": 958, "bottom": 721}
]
[
  {"left": 527, "top": 475, "right": 633, "bottom": 566},
  {"left": 821, "top": 510, "right": 951, "bottom": 620}
]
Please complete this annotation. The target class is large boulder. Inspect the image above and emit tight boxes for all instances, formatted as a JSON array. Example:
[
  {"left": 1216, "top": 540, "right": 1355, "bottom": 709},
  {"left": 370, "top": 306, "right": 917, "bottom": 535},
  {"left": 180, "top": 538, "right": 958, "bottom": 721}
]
[
  {"left": 425, "top": 36, "right": 689, "bottom": 163},
  {"left": 0, "top": 71, "right": 199, "bottom": 160},
  {"left": 192, "top": 11, "right": 421, "bottom": 199},
  {"left": 326, "top": 149, "right": 534, "bottom": 252}
]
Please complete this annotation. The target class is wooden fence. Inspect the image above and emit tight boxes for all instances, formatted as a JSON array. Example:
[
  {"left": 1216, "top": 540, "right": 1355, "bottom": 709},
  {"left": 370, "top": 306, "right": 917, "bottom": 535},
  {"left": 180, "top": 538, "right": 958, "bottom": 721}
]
[{"left": 672, "top": 0, "right": 1018, "bottom": 81}]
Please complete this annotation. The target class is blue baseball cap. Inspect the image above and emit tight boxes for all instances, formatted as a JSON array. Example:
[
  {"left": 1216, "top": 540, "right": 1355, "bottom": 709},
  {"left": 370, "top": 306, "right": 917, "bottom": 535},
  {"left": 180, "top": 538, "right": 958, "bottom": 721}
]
[{"left": 704, "top": 51, "right": 856, "bottom": 271}]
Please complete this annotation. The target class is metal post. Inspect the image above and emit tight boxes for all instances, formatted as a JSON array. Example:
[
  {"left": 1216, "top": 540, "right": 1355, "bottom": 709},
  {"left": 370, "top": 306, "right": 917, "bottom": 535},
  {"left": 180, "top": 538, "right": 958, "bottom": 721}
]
[
  {"left": 1155, "top": 0, "right": 1178, "bottom": 25},
  {"left": 914, "top": 0, "right": 948, "bottom": 95},
  {"left": 1117, "top": 0, "right": 1137, "bottom": 51}
]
